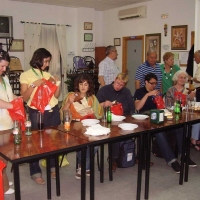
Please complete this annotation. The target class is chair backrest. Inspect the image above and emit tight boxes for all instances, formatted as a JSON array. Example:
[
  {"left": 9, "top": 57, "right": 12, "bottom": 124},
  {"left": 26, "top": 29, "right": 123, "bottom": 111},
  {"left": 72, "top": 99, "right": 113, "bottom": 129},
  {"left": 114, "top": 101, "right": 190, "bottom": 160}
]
[
  {"left": 73, "top": 56, "right": 86, "bottom": 69},
  {"left": 83, "top": 56, "right": 95, "bottom": 69}
]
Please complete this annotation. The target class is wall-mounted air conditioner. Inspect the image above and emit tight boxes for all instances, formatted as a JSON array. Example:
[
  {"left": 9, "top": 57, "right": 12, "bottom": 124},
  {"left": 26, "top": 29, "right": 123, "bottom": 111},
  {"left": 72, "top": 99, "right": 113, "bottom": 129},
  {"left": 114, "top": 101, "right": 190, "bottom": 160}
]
[{"left": 118, "top": 6, "right": 147, "bottom": 20}]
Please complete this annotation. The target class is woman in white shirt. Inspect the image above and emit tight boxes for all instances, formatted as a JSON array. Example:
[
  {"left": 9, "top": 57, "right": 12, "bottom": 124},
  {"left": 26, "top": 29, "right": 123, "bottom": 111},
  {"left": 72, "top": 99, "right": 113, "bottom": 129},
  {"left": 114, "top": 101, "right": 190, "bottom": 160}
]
[{"left": 0, "top": 50, "right": 15, "bottom": 195}]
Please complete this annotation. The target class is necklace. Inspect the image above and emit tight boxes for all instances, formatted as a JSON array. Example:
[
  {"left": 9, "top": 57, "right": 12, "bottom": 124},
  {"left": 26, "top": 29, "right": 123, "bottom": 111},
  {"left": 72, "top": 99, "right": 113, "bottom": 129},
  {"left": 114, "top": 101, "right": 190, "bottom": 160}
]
[
  {"left": 32, "top": 68, "right": 43, "bottom": 78},
  {"left": 164, "top": 66, "right": 172, "bottom": 79}
]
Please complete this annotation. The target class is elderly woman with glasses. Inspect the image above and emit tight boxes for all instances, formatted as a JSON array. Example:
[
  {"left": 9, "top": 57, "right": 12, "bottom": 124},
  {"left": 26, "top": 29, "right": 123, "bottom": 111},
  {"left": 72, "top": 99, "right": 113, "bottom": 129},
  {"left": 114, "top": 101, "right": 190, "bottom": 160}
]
[{"left": 166, "top": 70, "right": 200, "bottom": 151}]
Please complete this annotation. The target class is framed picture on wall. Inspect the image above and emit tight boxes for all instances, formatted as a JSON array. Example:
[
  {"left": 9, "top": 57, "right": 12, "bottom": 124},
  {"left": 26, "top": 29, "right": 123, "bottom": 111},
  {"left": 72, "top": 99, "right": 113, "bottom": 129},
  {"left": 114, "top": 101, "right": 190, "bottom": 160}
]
[
  {"left": 145, "top": 33, "right": 161, "bottom": 62},
  {"left": 9, "top": 39, "right": 24, "bottom": 52},
  {"left": 84, "top": 33, "right": 93, "bottom": 42},
  {"left": 171, "top": 25, "right": 187, "bottom": 50},
  {"left": 114, "top": 38, "right": 121, "bottom": 46},
  {"left": 191, "top": 31, "right": 195, "bottom": 47},
  {"left": 84, "top": 22, "right": 93, "bottom": 30}
]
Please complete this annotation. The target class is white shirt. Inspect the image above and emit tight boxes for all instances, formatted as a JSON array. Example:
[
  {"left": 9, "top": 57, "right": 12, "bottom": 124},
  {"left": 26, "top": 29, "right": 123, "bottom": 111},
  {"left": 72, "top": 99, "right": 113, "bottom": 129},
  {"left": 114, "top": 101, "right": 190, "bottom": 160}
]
[
  {"left": 98, "top": 57, "right": 120, "bottom": 85},
  {"left": 0, "top": 76, "right": 14, "bottom": 130}
]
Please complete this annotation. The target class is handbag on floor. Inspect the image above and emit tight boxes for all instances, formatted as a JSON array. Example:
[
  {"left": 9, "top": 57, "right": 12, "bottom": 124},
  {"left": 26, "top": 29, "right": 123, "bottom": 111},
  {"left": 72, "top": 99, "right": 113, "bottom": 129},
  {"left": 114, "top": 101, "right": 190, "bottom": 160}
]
[
  {"left": 41, "top": 155, "right": 69, "bottom": 167},
  {"left": 117, "top": 139, "right": 135, "bottom": 168}
]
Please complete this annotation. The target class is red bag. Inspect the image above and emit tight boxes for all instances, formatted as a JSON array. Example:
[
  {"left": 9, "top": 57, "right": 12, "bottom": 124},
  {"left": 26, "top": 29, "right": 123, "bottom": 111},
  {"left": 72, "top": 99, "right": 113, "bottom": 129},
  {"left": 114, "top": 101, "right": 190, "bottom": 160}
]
[
  {"left": 30, "top": 79, "right": 57, "bottom": 113},
  {"left": 8, "top": 97, "right": 26, "bottom": 131},
  {"left": 111, "top": 103, "right": 123, "bottom": 115},
  {"left": 174, "top": 92, "right": 186, "bottom": 106},
  {"left": 153, "top": 96, "right": 165, "bottom": 109},
  {"left": 0, "top": 160, "right": 6, "bottom": 200}
]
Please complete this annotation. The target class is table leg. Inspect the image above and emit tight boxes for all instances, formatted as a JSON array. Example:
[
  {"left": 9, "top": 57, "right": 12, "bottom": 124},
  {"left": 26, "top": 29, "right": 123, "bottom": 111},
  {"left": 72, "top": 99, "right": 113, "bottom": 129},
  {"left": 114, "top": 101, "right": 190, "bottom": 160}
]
[
  {"left": 100, "top": 144, "right": 104, "bottom": 183},
  {"left": 108, "top": 143, "right": 113, "bottom": 181},
  {"left": 136, "top": 133, "right": 143, "bottom": 200},
  {"left": 81, "top": 147, "right": 86, "bottom": 200},
  {"left": 144, "top": 132, "right": 151, "bottom": 200},
  {"left": 90, "top": 145, "right": 95, "bottom": 200},
  {"left": 184, "top": 123, "right": 191, "bottom": 182},
  {"left": 179, "top": 123, "right": 187, "bottom": 185},
  {"left": 55, "top": 155, "right": 60, "bottom": 196},
  {"left": 13, "top": 163, "right": 21, "bottom": 200},
  {"left": 46, "top": 157, "right": 51, "bottom": 199}
]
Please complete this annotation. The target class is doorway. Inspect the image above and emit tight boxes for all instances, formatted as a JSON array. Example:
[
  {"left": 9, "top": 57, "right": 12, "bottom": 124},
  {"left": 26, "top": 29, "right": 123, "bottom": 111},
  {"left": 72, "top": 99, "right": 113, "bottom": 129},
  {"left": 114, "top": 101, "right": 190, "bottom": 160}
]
[{"left": 122, "top": 36, "right": 144, "bottom": 95}]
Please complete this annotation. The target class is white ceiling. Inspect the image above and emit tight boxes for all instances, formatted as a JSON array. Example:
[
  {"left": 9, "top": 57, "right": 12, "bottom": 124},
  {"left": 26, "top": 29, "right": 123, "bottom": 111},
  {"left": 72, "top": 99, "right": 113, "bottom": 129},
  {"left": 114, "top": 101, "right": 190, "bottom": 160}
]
[{"left": 10, "top": 0, "right": 151, "bottom": 11}]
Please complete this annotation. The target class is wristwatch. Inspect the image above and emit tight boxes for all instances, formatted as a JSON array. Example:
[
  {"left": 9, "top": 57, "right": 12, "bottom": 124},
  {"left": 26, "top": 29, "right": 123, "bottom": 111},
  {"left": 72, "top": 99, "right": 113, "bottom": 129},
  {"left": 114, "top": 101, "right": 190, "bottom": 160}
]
[{"left": 30, "top": 83, "right": 36, "bottom": 88}]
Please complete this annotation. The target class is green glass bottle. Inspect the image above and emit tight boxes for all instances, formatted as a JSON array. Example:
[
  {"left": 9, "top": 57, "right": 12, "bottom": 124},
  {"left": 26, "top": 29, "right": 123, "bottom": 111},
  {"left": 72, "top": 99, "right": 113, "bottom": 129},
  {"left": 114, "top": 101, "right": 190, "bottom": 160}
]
[
  {"left": 107, "top": 106, "right": 112, "bottom": 123},
  {"left": 174, "top": 96, "right": 180, "bottom": 114}
]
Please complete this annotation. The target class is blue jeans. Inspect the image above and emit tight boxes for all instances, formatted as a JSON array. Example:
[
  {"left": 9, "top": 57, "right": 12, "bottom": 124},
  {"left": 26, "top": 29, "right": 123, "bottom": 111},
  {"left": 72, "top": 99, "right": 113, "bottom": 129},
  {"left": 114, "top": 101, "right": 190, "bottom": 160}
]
[
  {"left": 156, "top": 127, "right": 183, "bottom": 165},
  {"left": 77, "top": 146, "right": 99, "bottom": 170},
  {"left": 28, "top": 105, "right": 61, "bottom": 177},
  {"left": 191, "top": 123, "right": 200, "bottom": 140}
]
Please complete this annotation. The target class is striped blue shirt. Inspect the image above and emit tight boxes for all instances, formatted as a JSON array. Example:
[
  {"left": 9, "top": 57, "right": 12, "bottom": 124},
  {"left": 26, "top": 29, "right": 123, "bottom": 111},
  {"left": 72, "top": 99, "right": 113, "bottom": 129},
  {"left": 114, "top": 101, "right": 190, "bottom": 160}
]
[{"left": 135, "top": 61, "right": 162, "bottom": 90}]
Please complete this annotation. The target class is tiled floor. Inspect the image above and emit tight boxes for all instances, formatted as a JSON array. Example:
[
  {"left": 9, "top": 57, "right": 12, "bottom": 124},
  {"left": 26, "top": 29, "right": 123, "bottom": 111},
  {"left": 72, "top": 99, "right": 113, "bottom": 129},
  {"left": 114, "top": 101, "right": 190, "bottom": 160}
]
[{"left": 4, "top": 146, "right": 200, "bottom": 200}]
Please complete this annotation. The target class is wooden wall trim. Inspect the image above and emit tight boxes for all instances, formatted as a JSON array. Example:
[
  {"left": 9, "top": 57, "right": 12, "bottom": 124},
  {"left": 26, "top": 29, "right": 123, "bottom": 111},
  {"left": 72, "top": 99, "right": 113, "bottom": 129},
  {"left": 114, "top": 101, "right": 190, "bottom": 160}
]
[{"left": 122, "top": 35, "right": 144, "bottom": 72}]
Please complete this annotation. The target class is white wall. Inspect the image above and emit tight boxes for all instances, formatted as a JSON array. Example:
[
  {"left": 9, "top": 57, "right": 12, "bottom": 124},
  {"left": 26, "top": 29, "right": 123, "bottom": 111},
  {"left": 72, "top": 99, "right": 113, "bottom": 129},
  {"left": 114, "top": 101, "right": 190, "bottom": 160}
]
[
  {"left": 102, "top": 0, "right": 195, "bottom": 71},
  {"left": 0, "top": 0, "right": 101, "bottom": 70},
  {"left": 0, "top": 0, "right": 196, "bottom": 73}
]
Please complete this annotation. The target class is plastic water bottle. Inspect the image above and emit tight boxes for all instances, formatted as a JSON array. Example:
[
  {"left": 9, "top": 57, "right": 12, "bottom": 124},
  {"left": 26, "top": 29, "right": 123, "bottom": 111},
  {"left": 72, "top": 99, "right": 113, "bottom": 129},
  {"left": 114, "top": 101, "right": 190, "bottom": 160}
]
[{"left": 25, "top": 114, "right": 32, "bottom": 136}]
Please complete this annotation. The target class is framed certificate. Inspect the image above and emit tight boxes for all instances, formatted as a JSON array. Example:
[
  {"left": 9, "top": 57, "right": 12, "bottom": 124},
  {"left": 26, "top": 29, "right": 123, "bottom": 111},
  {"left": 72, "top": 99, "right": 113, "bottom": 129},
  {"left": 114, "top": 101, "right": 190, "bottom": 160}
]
[
  {"left": 84, "top": 22, "right": 92, "bottom": 30},
  {"left": 114, "top": 38, "right": 121, "bottom": 46},
  {"left": 84, "top": 33, "right": 93, "bottom": 42},
  {"left": 9, "top": 39, "right": 24, "bottom": 52}
]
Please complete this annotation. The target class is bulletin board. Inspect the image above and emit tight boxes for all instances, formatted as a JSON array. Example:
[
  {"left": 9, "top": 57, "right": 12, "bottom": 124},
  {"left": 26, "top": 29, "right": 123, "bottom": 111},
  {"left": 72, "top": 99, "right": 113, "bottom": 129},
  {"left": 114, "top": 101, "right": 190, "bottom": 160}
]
[{"left": 171, "top": 51, "right": 189, "bottom": 67}]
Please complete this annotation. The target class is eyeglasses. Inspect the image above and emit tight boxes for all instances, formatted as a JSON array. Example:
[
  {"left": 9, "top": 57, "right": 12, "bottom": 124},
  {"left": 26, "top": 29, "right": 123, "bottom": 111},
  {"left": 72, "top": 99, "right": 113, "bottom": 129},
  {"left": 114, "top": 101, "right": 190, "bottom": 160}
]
[{"left": 148, "top": 81, "right": 157, "bottom": 86}]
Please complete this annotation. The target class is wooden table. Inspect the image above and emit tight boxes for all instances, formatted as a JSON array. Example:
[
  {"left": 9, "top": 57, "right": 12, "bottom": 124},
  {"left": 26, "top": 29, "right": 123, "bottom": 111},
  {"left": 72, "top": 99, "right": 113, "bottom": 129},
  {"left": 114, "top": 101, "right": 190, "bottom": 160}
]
[
  {"left": 54, "top": 112, "right": 200, "bottom": 200},
  {"left": 0, "top": 129, "right": 89, "bottom": 200},
  {"left": 55, "top": 117, "right": 150, "bottom": 200}
]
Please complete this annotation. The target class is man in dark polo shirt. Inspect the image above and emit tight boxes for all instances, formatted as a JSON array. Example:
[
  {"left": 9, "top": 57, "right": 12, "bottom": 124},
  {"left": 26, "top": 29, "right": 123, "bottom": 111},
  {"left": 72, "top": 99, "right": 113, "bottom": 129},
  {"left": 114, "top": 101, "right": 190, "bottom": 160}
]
[
  {"left": 134, "top": 73, "right": 196, "bottom": 173},
  {"left": 97, "top": 73, "right": 134, "bottom": 171}
]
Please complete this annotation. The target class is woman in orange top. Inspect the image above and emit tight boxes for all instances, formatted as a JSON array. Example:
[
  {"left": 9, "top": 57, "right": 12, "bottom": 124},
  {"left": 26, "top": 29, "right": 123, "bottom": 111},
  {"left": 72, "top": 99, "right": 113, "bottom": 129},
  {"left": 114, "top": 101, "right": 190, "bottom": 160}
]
[{"left": 61, "top": 74, "right": 102, "bottom": 179}]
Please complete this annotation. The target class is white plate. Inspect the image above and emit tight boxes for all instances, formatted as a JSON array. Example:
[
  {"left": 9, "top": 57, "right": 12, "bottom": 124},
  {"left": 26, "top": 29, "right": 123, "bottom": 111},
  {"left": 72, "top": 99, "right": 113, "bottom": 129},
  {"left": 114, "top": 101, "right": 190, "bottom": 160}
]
[
  {"left": 81, "top": 119, "right": 100, "bottom": 126},
  {"left": 132, "top": 114, "right": 149, "bottom": 120},
  {"left": 112, "top": 116, "right": 126, "bottom": 121},
  {"left": 118, "top": 123, "right": 138, "bottom": 130}
]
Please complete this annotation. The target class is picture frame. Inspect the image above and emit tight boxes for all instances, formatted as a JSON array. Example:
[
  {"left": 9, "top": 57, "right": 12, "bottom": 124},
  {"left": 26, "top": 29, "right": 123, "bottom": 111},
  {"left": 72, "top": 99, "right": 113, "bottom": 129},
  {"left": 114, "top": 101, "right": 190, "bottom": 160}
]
[
  {"left": 145, "top": 33, "right": 161, "bottom": 63},
  {"left": 84, "top": 33, "right": 93, "bottom": 42},
  {"left": 114, "top": 38, "right": 121, "bottom": 46},
  {"left": 171, "top": 25, "right": 187, "bottom": 50},
  {"left": 84, "top": 22, "right": 93, "bottom": 30},
  {"left": 191, "top": 31, "right": 195, "bottom": 47},
  {"left": 9, "top": 39, "right": 24, "bottom": 52}
]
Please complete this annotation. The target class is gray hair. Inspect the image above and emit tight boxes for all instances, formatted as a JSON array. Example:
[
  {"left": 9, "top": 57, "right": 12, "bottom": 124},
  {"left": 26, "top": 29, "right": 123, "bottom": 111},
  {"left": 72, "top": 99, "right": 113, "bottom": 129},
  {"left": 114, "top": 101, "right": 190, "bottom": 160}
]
[
  {"left": 106, "top": 46, "right": 116, "bottom": 56},
  {"left": 147, "top": 50, "right": 157, "bottom": 56},
  {"left": 172, "top": 70, "right": 188, "bottom": 83},
  {"left": 194, "top": 50, "right": 200, "bottom": 57}
]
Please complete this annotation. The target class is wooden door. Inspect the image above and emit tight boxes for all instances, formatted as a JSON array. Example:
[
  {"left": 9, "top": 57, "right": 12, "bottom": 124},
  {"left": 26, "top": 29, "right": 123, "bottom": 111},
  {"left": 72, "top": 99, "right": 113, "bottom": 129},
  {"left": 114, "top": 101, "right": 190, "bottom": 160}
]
[{"left": 95, "top": 47, "right": 106, "bottom": 68}]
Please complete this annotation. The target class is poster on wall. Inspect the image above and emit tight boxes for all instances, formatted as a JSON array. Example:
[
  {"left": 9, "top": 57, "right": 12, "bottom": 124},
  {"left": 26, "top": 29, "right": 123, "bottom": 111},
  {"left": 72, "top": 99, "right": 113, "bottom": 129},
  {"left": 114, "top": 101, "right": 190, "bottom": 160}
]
[{"left": 145, "top": 33, "right": 161, "bottom": 63}]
